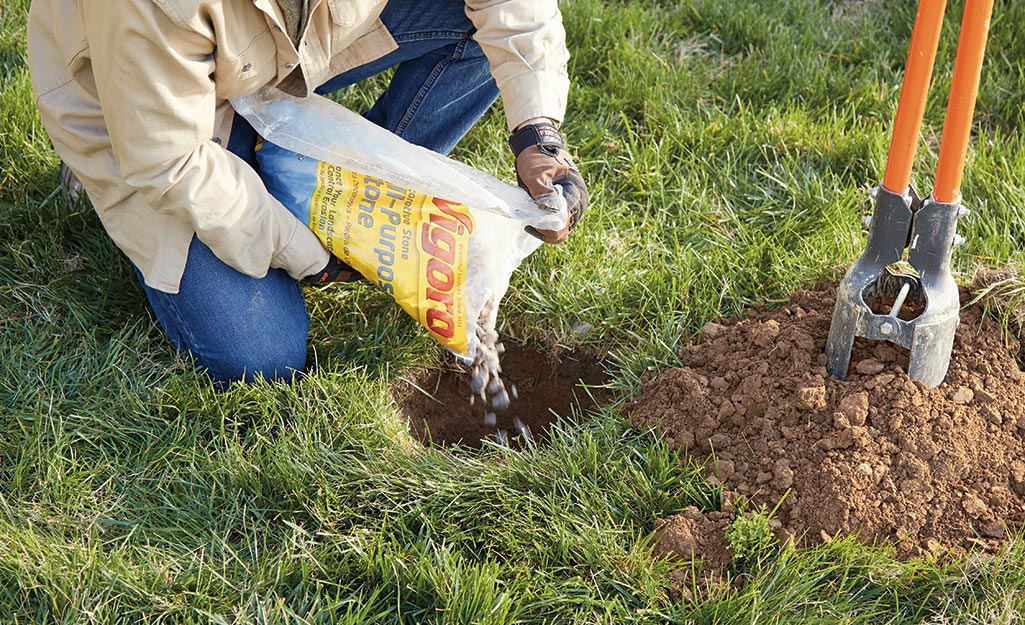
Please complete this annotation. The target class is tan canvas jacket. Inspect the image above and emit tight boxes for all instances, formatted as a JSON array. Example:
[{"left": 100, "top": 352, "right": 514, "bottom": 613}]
[{"left": 27, "top": 0, "right": 570, "bottom": 293}]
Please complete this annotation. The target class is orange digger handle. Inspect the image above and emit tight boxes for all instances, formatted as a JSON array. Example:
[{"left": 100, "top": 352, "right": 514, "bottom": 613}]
[
  {"left": 882, "top": 0, "right": 948, "bottom": 195},
  {"left": 933, "top": 0, "right": 995, "bottom": 203}
]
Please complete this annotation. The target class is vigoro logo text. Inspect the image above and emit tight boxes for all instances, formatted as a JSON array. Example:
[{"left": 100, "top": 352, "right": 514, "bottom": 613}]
[{"left": 420, "top": 198, "right": 473, "bottom": 340}]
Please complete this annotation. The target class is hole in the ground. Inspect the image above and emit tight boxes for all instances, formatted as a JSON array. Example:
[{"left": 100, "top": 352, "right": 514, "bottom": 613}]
[{"left": 395, "top": 341, "right": 612, "bottom": 448}]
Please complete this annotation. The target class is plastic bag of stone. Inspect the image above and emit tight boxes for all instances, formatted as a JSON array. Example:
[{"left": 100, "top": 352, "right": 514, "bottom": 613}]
[{"left": 232, "top": 89, "right": 566, "bottom": 361}]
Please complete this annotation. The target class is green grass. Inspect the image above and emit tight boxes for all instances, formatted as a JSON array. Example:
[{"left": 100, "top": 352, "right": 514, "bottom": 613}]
[{"left": 3, "top": 0, "right": 1025, "bottom": 621}]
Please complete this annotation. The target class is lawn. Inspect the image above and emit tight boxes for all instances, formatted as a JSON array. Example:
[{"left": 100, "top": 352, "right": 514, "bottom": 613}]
[{"left": 3, "top": 0, "right": 1025, "bottom": 622}]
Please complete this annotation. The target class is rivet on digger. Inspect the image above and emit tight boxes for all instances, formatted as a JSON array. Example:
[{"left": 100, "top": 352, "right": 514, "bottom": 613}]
[
  {"left": 862, "top": 215, "right": 873, "bottom": 229},
  {"left": 880, "top": 322, "right": 895, "bottom": 336},
  {"left": 958, "top": 205, "right": 971, "bottom": 218}
]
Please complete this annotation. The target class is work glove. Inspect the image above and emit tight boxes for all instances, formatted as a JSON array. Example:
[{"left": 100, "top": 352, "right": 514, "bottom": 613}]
[
  {"left": 509, "top": 121, "right": 589, "bottom": 244},
  {"left": 301, "top": 255, "right": 363, "bottom": 285}
]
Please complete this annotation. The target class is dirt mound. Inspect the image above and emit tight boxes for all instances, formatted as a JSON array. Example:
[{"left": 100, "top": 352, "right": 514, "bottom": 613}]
[
  {"left": 630, "top": 285, "right": 1025, "bottom": 559},
  {"left": 397, "top": 342, "right": 611, "bottom": 448}
]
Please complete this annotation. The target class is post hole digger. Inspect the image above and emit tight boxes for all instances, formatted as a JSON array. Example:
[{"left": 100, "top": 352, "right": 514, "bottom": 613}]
[{"left": 825, "top": 0, "right": 994, "bottom": 388}]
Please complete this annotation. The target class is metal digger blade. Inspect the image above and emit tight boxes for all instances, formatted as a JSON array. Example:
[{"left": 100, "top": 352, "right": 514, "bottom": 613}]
[{"left": 825, "top": 186, "right": 962, "bottom": 388}]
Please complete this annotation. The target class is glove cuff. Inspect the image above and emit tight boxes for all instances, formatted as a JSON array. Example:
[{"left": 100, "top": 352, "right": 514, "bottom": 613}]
[
  {"left": 301, "top": 255, "right": 360, "bottom": 285},
  {"left": 509, "top": 123, "right": 565, "bottom": 157}
]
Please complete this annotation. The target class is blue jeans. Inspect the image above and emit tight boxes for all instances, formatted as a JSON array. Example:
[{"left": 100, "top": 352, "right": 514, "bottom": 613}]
[{"left": 138, "top": 0, "right": 500, "bottom": 386}]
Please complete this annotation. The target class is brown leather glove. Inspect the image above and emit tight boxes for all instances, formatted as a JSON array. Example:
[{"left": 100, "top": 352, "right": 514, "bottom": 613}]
[
  {"left": 301, "top": 255, "right": 363, "bottom": 285},
  {"left": 509, "top": 122, "right": 589, "bottom": 244}
]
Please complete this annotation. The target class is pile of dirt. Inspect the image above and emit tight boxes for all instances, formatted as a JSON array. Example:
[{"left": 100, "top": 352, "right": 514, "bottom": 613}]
[{"left": 630, "top": 285, "right": 1025, "bottom": 560}]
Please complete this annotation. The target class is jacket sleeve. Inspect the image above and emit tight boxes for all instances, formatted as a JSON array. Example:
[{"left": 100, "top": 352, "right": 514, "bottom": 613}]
[
  {"left": 463, "top": 0, "right": 571, "bottom": 131},
  {"left": 80, "top": 1, "right": 328, "bottom": 281}
]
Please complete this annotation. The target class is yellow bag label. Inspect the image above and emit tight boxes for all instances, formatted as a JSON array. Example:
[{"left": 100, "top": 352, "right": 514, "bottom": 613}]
[{"left": 308, "top": 161, "right": 475, "bottom": 354}]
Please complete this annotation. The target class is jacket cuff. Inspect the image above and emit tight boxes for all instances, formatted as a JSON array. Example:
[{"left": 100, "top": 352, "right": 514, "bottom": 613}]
[
  {"left": 499, "top": 70, "right": 569, "bottom": 132},
  {"left": 272, "top": 217, "right": 330, "bottom": 281}
]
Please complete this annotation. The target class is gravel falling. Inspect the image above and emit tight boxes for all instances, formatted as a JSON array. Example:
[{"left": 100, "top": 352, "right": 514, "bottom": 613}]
[{"left": 468, "top": 296, "right": 532, "bottom": 444}]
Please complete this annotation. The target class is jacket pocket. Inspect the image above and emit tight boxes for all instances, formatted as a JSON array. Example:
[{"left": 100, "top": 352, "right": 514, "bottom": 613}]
[{"left": 213, "top": 27, "right": 278, "bottom": 100}]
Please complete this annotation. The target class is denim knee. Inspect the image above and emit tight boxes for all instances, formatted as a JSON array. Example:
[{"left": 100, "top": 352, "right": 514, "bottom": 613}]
[
  {"left": 136, "top": 239, "right": 312, "bottom": 388},
  {"left": 198, "top": 335, "right": 308, "bottom": 386}
]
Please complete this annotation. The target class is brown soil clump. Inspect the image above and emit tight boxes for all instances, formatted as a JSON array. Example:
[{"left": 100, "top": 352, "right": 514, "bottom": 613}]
[
  {"left": 398, "top": 342, "right": 611, "bottom": 448},
  {"left": 653, "top": 506, "right": 733, "bottom": 598},
  {"left": 629, "top": 285, "right": 1025, "bottom": 559}
]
